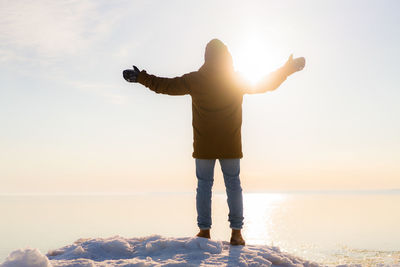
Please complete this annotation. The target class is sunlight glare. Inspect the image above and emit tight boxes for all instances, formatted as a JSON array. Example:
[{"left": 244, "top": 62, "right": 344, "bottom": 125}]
[
  {"left": 233, "top": 38, "right": 282, "bottom": 85},
  {"left": 243, "top": 193, "right": 287, "bottom": 245}
]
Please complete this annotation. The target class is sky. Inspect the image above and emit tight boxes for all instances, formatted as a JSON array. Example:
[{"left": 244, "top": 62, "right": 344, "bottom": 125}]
[{"left": 0, "top": 0, "right": 399, "bottom": 194}]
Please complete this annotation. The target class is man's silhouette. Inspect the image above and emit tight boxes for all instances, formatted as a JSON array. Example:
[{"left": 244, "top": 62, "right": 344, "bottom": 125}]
[{"left": 123, "top": 38, "right": 305, "bottom": 245}]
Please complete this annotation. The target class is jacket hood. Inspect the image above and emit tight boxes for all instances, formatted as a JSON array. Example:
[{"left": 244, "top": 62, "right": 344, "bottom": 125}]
[{"left": 200, "top": 39, "right": 234, "bottom": 75}]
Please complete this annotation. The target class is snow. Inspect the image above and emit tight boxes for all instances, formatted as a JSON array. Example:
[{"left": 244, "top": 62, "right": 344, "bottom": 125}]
[
  {"left": 1, "top": 248, "right": 51, "bottom": 267},
  {"left": 0, "top": 235, "right": 321, "bottom": 267}
]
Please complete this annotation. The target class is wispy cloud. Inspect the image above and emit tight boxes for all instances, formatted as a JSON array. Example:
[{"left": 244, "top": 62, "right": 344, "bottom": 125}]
[
  {"left": 0, "top": 0, "right": 130, "bottom": 103},
  {"left": 70, "top": 80, "right": 126, "bottom": 105},
  {"left": 0, "top": 0, "right": 124, "bottom": 62}
]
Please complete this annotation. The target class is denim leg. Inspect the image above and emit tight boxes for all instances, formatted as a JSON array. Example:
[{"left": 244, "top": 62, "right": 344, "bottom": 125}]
[
  {"left": 219, "top": 158, "right": 244, "bottom": 229},
  {"left": 195, "top": 158, "right": 216, "bottom": 229}
]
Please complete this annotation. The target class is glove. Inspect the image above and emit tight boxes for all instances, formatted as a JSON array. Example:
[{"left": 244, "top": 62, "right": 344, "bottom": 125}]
[
  {"left": 283, "top": 54, "right": 305, "bottom": 76},
  {"left": 123, "top": 65, "right": 141, "bottom": 82}
]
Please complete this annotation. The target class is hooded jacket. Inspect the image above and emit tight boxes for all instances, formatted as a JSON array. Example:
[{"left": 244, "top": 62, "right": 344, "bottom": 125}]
[{"left": 137, "top": 39, "right": 288, "bottom": 159}]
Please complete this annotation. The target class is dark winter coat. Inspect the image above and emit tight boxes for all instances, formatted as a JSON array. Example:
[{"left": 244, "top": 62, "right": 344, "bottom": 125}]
[{"left": 137, "top": 39, "right": 288, "bottom": 159}]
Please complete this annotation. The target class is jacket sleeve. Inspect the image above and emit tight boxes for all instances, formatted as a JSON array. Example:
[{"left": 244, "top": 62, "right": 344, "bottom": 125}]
[
  {"left": 137, "top": 70, "right": 191, "bottom": 96},
  {"left": 240, "top": 67, "right": 288, "bottom": 94}
]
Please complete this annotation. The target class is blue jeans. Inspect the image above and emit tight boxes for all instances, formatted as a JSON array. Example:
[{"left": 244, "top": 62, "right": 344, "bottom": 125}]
[{"left": 195, "top": 158, "right": 244, "bottom": 230}]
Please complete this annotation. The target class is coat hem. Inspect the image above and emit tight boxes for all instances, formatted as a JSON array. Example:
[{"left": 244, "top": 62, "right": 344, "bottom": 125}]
[{"left": 192, "top": 152, "right": 243, "bottom": 159}]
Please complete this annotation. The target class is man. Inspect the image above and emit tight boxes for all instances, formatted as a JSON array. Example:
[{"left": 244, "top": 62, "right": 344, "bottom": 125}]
[{"left": 123, "top": 38, "right": 305, "bottom": 246}]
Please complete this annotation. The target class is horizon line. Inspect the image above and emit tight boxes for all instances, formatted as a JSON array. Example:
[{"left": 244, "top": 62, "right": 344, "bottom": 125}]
[{"left": 1, "top": 188, "right": 399, "bottom": 196}]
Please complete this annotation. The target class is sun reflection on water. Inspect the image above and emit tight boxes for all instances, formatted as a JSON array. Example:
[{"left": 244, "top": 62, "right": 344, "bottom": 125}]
[{"left": 243, "top": 193, "right": 287, "bottom": 245}]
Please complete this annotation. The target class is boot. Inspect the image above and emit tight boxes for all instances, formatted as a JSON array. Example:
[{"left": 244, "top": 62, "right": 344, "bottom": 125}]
[
  {"left": 196, "top": 229, "right": 211, "bottom": 239},
  {"left": 230, "top": 229, "right": 245, "bottom": 246}
]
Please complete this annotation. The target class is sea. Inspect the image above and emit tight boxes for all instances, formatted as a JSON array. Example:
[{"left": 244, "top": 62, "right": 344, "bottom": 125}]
[{"left": 1, "top": 191, "right": 399, "bottom": 266}]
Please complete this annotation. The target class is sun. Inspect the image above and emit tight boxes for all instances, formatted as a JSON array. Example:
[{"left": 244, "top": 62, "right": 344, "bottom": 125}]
[{"left": 232, "top": 38, "right": 282, "bottom": 85}]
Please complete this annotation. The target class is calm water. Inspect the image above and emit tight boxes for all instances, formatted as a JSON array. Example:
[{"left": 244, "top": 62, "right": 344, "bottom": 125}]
[{"left": 1, "top": 192, "right": 399, "bottom": 266}]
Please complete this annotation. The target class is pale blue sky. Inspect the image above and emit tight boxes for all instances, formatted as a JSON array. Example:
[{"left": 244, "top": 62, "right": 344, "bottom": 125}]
[{"left": 1, "top": 0, "right": 399, "bottom": 193}]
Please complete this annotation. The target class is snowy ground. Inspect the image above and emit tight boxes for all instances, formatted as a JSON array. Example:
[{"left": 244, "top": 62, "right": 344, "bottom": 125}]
[{"left": 1, "top": 235, "right": 321, "bottom": 267}]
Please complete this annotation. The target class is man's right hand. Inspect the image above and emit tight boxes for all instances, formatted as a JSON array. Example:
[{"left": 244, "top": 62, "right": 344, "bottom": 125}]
[
  {"left": 283, "top": 55, "right": 306, "bottom": 76},
  {"left": 123, "top": 65, "right": 141, "bottom": 82}
]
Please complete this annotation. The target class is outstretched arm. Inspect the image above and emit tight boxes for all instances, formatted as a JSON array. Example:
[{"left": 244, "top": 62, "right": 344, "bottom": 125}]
[
  {"left": 242, "top": 55, "right": 305, "bottom": 94},
  {"left": 123, "top": 65, "right": 191, "bottom": 96}
]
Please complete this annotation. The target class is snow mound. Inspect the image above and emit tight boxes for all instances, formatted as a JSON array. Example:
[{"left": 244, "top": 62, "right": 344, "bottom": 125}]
[
  {"left": 1, "top": 235, "right": 320, "bottom": 267},
  {"left": 1, "top": 248, "right": 51, "bottom": 267}
]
